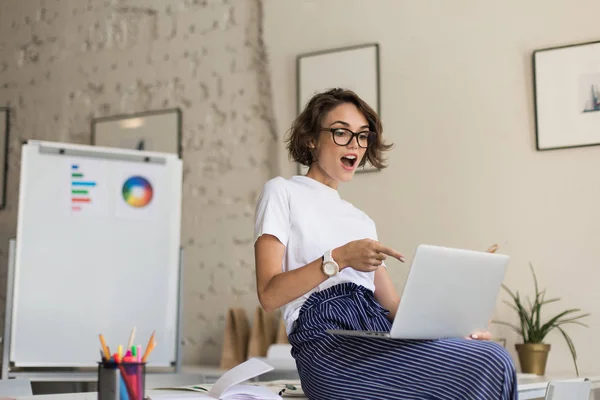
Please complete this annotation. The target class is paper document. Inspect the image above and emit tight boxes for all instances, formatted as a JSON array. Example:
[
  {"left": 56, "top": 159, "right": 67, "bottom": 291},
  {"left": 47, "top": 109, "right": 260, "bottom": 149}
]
[
  {"left": 210, "top": 358, "right": 275, "bottom": 397},
  {"left": 149, "top": 358, "right": 281, "bottom": 400}
]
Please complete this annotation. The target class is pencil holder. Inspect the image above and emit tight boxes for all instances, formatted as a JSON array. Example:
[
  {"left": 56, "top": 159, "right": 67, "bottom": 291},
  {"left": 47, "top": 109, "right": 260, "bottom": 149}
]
[{"left": 98, "top": 361, "right": 146, "bottom": 400}]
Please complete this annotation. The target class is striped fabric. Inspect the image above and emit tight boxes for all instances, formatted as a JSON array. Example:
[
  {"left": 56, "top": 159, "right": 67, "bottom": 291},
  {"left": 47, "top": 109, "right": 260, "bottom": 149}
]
[{"left": 288, "top": 282, "right": 518, "bottom": 400}]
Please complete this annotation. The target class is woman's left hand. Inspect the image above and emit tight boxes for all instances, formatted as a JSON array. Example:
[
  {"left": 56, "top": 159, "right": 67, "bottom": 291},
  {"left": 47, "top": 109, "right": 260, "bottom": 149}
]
[{"left": 466, "top": 331, "right": 492, "bottom": 340}]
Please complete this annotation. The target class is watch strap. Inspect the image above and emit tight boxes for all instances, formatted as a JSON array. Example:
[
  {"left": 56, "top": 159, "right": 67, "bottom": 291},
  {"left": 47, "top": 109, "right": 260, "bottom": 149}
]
[{"left": 321, "top": 249, "right": 339, "bottom": 277}]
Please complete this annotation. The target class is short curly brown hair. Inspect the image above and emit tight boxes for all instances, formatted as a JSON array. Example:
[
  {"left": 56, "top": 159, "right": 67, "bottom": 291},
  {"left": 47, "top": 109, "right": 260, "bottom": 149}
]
[{"left": 285, "top": 88, "right": 393, "bottom": 169}]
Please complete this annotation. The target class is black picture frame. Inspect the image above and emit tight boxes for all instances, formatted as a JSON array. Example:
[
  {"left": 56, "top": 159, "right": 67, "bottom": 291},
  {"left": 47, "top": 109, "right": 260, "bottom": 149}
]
[
  {"left": 533, "top": 39, "right": 600, "bottom": 151},
  {"left": 296, "top": 43, "right": 381, "bottom": 174},
  {"left": 0, "top": 107, "right": 10, "bottom": 210},
  {"left": 91, "top": 108, "right": 182, "bottom": 158}
]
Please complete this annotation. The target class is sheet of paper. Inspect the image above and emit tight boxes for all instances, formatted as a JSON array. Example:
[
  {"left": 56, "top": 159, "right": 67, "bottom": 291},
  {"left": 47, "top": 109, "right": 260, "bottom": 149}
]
[
  {"left": 219, "top": 384, "right": 280, "bottom": 399},
  {"left": 148, "top": 393, "right": 212, "bottom": 400},
  {"left": 148, "top": 359, "right": 279, "bottom": 400},
  {"left": 209, "top": 358, "right": 275, "bottom": 398}
]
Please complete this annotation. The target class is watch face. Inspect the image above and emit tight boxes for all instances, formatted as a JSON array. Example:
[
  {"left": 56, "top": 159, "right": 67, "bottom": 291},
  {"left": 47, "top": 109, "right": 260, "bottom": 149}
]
[{"left": 323, "top": 262, "right": 337, "bottom": 276}]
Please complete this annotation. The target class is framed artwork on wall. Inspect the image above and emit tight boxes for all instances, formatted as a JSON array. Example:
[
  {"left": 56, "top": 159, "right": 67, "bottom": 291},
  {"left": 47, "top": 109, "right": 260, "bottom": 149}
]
[
  {"left": 0, "top": 107, "right": 10, "bottom": 209},
  {"left": 296, "top": 43, "right": 381, "bottom": 173},
  {"left": 533, "top": 40, "right": 600, "bottom": 151},
  {"left": 91, "top": 108, "right": 182, "bottom": 158}
]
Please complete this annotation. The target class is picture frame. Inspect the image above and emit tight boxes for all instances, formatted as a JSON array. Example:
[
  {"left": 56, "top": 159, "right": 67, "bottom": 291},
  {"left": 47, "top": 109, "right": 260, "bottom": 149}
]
[
  {"left": 296, "top": 43, "right": 381, "bottom": 173},
  {"left": 91, "top": 108, "right": 182, "bottom": 157},
  {"left": 0, "top": 107, "right": 10, "bottom": 210},
  {"left": 533, "top": 40, "right": 600, "bottom": 151}
]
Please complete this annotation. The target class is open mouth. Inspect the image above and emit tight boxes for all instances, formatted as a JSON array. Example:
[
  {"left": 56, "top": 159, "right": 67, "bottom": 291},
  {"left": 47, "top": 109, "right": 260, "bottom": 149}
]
[{"left": 341, "top": 155, "right": 357, "bottom": 169}]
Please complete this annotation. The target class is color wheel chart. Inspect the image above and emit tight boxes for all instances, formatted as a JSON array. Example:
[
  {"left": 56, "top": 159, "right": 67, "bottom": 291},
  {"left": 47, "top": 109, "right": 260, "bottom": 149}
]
[
  {"left": 70, "top": 164, "right": 96, "bottom": 212},
  {"left": 122, "top": 176, "right": 153, "bottom": 208}
]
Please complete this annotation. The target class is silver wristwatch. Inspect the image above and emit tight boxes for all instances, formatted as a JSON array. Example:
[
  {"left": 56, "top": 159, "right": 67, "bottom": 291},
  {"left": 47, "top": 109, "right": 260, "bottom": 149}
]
[{"left": 321, "top": 249, "right": 340, "bottom": 277}]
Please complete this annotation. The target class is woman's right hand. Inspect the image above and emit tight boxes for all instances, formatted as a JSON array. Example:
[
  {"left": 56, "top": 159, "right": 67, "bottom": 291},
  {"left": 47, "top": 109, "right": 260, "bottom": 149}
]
[{"left": 333, "top": 239, "right": 405, "bottom": 272}]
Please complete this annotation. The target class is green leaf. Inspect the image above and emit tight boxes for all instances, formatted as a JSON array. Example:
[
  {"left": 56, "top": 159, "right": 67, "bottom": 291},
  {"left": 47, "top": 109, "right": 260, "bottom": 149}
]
[
  {"left": 501, "top": 283, "right": 518, "bottom": 301},
  {"left": 529, "top": 263, "right": 543, "bottom": 334},
  {"left": 555, "top": 320, "right": 589, "bottom": 328},
  {"left": 529, "top": 262, "right": 540, "bottom": 299},
  {"left": 514, "top": 292, "right": 533, "bottom": 342},
  {"left": 556, "top": 326, "right": 579, "bottom": 377},
  {"left": 502, "top": 300, "right": 521, "bottom": 314},
  {"left": 555, "top": 312, "right": 591, "bottom": 323},
  {"left": 534, "top": 296, "right": 542, "bottom": 334},
  {"left": 527, "top": 296, "right": 534, "bottom": 312},
  {"left": 539, "top": 298, "right": 560, "bottom": 306},
  {"left": 512, "top": 292, "right": 526, "bottom": 340},
  {"left": 540, "top": 309, "right": 584, "bottom": 333}
]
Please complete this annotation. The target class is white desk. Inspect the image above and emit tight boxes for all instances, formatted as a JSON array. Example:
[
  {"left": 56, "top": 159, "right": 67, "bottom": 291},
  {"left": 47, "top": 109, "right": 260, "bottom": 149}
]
[
  {"left": 517, "top": 374, "right": 600, "bottom": 400},
  {"left": 12, "top": 375, "right": 600, "bottom": 400}
]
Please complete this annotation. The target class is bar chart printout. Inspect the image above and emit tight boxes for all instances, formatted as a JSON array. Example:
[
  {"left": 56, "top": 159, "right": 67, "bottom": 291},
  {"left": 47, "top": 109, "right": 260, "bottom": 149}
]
[{"left": 69, "top": 162, "right": 108, "bottom": 217}]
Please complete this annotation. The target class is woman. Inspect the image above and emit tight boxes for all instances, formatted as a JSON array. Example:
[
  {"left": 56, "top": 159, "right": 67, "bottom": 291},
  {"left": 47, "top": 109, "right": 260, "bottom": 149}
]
[{"left": 253, "top": 88, "right": 517, "bottom": 400}]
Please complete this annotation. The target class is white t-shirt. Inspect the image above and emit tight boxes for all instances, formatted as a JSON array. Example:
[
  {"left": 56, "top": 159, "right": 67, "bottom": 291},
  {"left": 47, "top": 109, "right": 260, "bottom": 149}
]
[{"left": 254, "top": 175, "right": 383, "bottom": 334}]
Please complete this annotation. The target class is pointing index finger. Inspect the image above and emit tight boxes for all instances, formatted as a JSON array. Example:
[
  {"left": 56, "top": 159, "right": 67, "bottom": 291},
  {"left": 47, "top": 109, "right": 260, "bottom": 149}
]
[{"left": 377, "top": 245, "right": 405, "bottom": 262}]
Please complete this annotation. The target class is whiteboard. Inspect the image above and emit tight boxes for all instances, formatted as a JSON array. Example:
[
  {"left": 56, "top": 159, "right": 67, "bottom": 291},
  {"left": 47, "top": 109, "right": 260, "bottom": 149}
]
[{"left": 10, "top": 140, "right": 182, "bottom": 367}]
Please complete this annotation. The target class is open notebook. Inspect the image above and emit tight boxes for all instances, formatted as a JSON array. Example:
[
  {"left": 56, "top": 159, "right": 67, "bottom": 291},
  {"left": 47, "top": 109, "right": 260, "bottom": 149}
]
[{"left": 148, "top": 358, "right": 290, "bottom": 400}]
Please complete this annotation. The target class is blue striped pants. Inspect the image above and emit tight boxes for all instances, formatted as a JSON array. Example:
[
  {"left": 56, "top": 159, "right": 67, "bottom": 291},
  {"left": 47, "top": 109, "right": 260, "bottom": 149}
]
[{"left": 288, "top": 283, "right": 518, "bottom": 400}]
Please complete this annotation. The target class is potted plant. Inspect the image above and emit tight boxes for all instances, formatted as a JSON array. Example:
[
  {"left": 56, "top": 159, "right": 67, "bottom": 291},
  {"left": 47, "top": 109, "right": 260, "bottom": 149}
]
[{"left": 492, "top": 263, "right": 590, "bottom": 376}]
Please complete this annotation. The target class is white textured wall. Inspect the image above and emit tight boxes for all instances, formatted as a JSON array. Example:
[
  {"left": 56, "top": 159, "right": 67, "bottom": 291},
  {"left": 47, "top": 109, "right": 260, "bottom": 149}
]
[
  {"left": 0, "top": 0, "right": 277, "bottom": 366},
  {"left": 264, "top": 0, "right": 600, "bottom": 376}
]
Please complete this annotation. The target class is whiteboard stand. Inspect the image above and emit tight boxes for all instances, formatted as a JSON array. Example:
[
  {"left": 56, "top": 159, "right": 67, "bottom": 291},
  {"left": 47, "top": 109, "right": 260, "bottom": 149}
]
[
  {"left": 1, "top": 238, "right": 16, "bottom": 380},
  {"left": 175, "top": 246, "right": 184, "bottom": 374},
  {"left": 1, "top": 239, "right": 185, "bottom": 381}
]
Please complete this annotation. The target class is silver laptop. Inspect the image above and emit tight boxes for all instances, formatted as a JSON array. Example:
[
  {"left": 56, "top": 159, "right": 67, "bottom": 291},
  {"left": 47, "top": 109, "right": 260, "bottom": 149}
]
[{"left": 326, "top": 244, "right": 510, "bottom": 340}]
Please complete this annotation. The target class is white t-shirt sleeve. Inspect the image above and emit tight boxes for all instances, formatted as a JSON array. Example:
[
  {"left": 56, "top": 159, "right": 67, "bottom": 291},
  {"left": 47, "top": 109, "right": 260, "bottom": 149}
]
[{"left": 254, "top": 177, "right": 291, "bottom": 246}]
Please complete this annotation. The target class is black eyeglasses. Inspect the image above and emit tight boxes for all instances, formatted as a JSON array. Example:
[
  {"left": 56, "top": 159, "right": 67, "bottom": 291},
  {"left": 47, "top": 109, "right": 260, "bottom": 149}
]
[{"left": 321, "top": 128, "right": 375, "bottom": 148}]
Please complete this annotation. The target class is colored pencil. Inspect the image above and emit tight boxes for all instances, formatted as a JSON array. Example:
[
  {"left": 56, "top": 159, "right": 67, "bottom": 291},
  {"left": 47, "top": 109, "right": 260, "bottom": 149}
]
[
  {"left": 142, "top": 340, "right": 156, "bottom": 363},
  {"left": 98, "top": 334, "right": 110, "bottom": 361},
  {"left": 141, "top": 330, "right": 155, "bottom": 362},
  {"left": 127, "top": 326, "right": 136, "bottom": 350}
]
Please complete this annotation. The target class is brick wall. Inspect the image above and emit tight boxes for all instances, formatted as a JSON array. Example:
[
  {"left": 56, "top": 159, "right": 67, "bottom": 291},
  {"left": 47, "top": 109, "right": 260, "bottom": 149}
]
[{"left": 0, "top": 0, "right": 277, "bottom": 366}]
